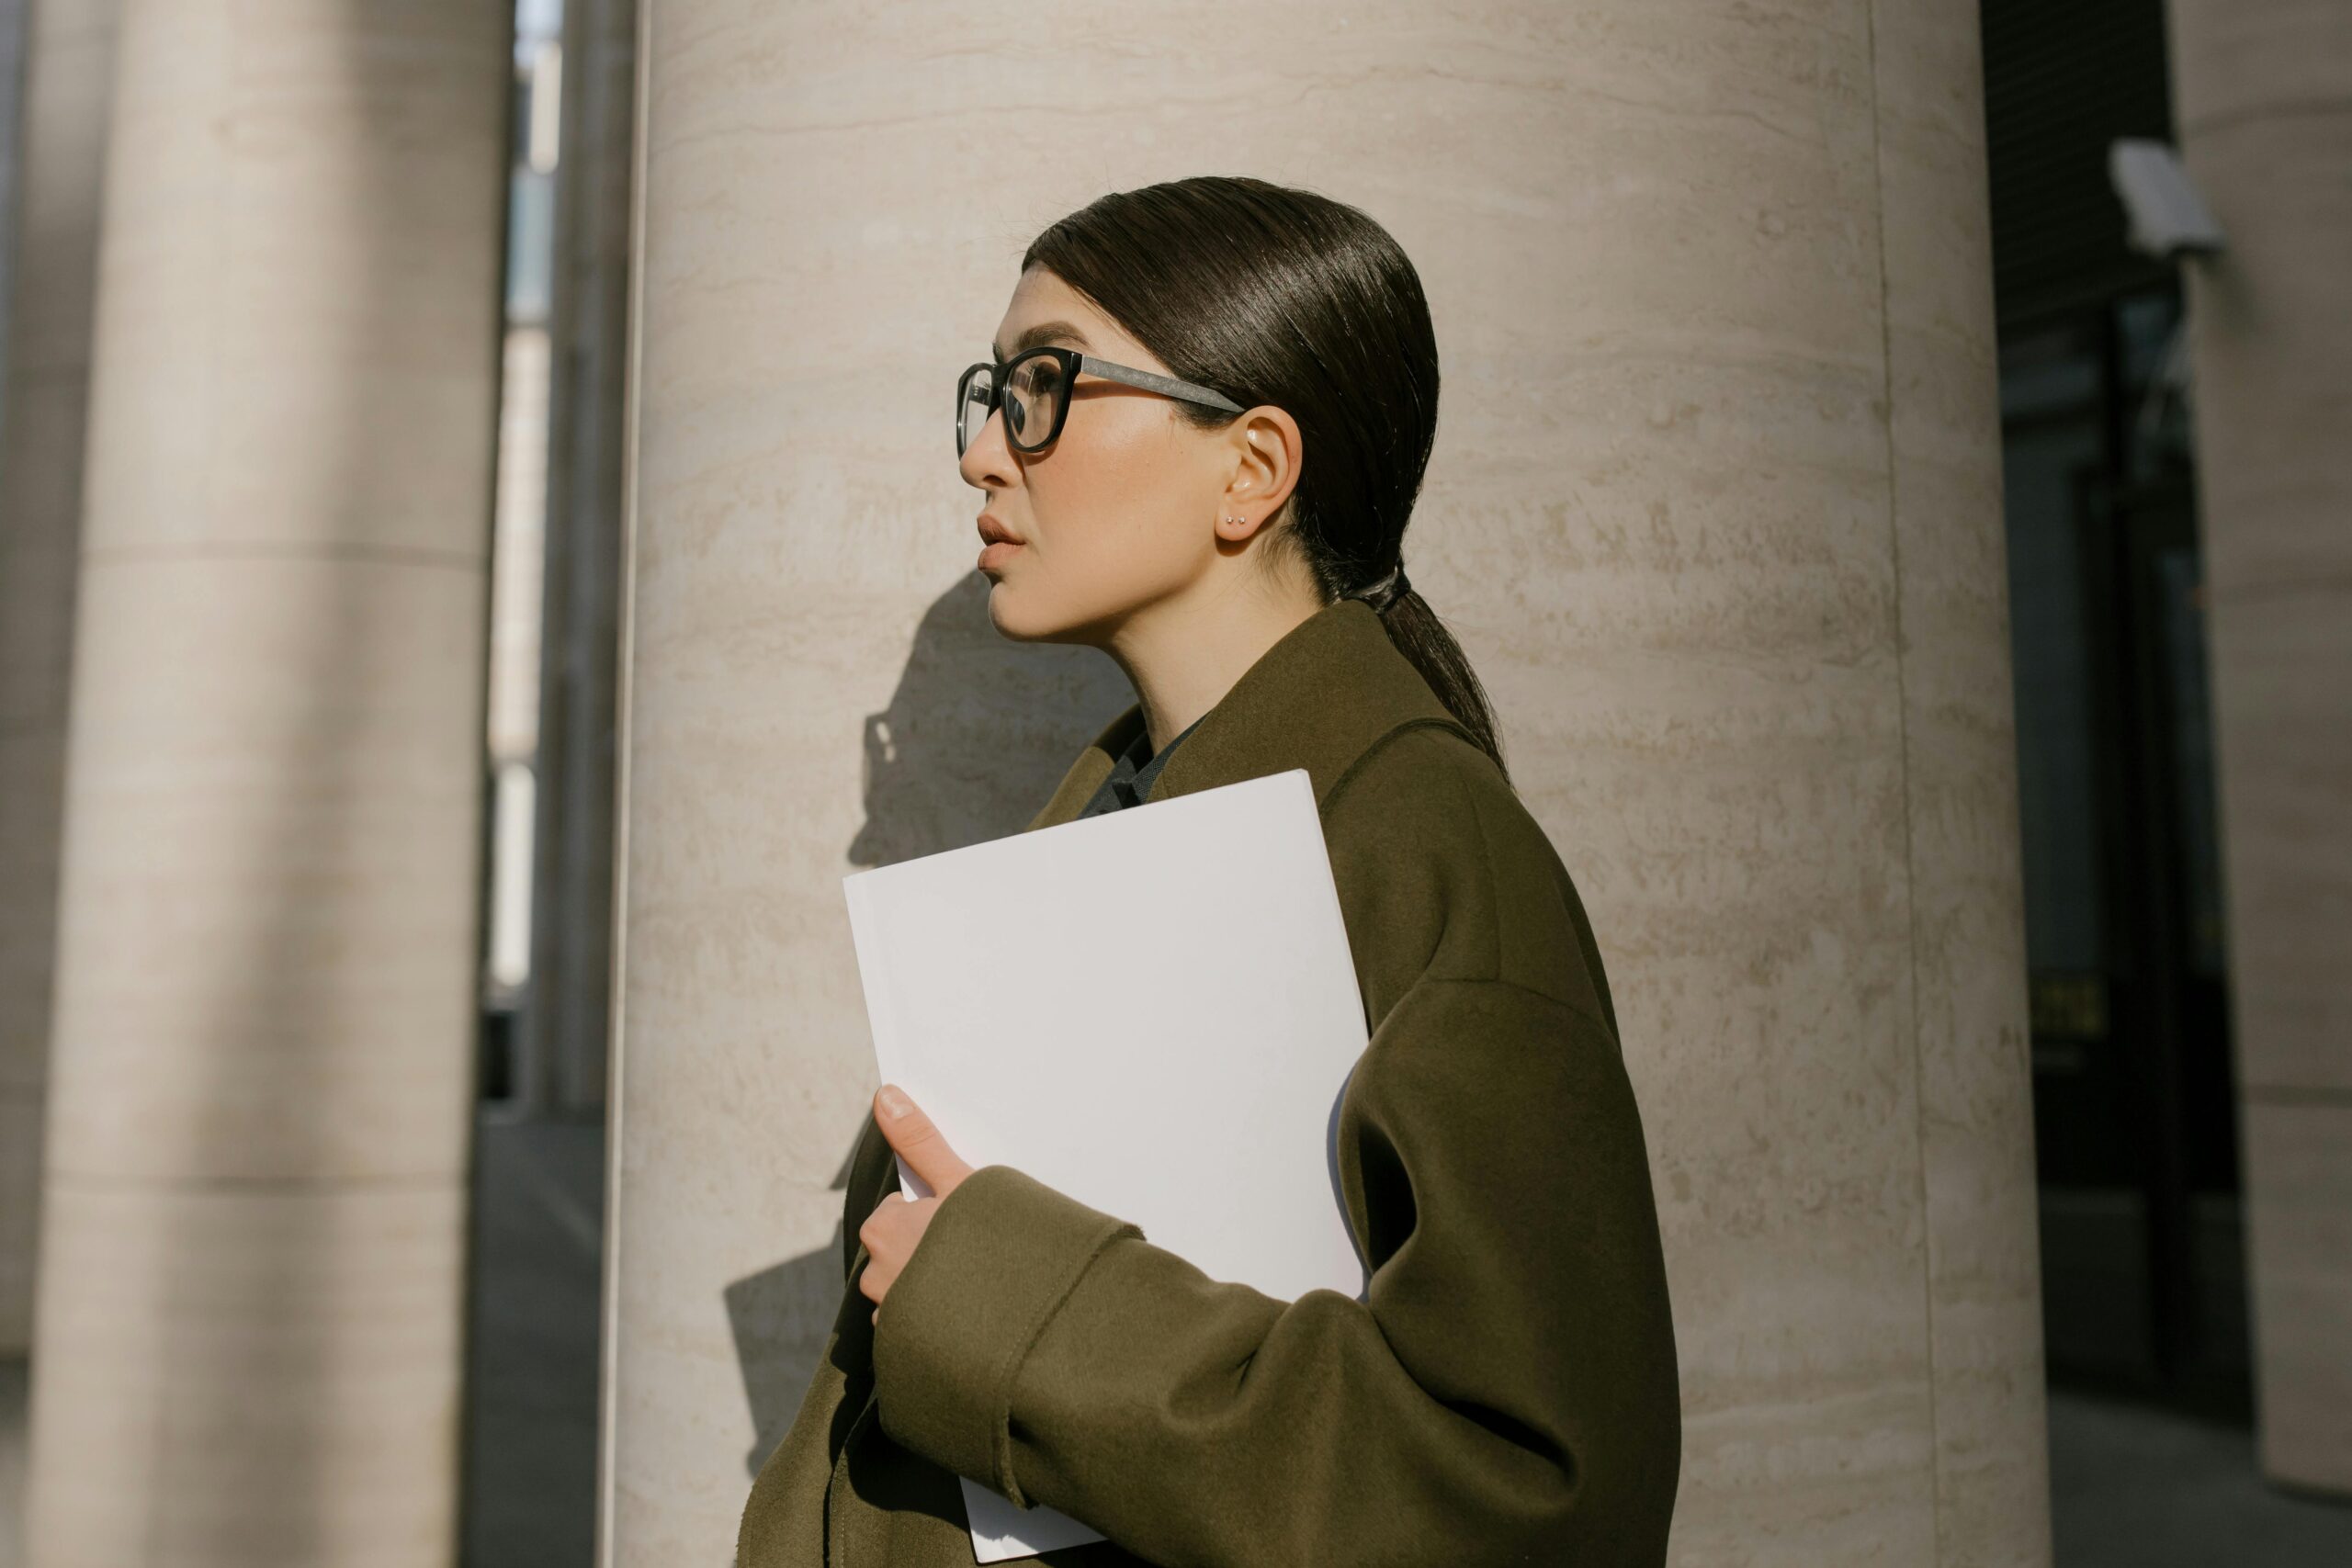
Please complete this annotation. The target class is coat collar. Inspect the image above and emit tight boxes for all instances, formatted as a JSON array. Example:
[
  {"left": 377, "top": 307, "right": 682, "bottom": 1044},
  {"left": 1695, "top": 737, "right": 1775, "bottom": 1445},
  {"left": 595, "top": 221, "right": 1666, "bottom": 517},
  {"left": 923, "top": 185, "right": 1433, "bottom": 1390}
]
[{"left": 1024, "top": 598, "right": 1476, "bottom": 832}]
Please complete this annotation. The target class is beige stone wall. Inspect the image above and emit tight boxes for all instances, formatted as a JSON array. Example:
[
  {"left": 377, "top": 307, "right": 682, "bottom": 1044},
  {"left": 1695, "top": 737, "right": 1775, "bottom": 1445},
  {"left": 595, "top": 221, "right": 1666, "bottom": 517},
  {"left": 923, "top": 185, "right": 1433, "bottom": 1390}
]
[
  {"left": 0, "top": 0, "right": 119, "bottom": 1362},
  {"left": 2165, "top": 0, "right": 2352, "bottom": 1498},
  {"left": 18, "top": 4, "right": 510, "bottom": 1562},
  {"left": 605, "top": 2, "right": 2049, "bottom": 1562}
]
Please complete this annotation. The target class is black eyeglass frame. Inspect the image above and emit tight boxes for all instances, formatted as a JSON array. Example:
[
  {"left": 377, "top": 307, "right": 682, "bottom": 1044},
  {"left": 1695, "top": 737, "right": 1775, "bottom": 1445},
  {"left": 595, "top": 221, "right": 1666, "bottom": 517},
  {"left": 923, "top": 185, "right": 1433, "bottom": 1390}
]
[{"left": 956, "top": 346, "right": 1247, "bottom": 458}]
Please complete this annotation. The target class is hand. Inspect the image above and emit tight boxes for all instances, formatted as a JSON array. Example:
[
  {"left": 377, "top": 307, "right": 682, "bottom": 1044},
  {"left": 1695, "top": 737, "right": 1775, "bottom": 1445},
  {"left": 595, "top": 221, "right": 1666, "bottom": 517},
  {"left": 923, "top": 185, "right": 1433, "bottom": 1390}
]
[{"left": 857, "top": 1083, "right": 975, "bottom": 1327}]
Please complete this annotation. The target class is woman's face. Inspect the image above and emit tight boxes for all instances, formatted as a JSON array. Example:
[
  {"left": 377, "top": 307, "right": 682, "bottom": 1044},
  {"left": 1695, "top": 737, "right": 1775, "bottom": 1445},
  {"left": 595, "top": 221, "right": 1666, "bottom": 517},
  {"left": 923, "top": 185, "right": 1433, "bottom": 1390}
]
[{"left": 961, "top": 266, "right": 1294, "bottom": 642}]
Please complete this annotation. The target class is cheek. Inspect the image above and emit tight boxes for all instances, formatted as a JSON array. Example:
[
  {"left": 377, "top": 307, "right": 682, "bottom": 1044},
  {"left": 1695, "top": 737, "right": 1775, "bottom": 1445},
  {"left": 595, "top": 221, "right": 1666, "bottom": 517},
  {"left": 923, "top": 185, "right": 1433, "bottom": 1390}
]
[{"left": 1032, "top": 406, "right": 1194, "bottom": 554}]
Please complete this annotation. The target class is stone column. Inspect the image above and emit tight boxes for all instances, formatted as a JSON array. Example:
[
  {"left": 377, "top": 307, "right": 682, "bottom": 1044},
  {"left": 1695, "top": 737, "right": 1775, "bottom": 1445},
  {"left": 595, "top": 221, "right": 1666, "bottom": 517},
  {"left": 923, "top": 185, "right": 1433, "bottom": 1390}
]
[
  {"left": 522, "top": 0, "right": 637, "bottom": 1118},
  {"left": 2165, "top": 0, "right": 2352, "bottom": 1498},
  {"left": 19, "top": 5, "right": 511, "bottom": 1563},
  {"left": 605, "top": 3, "right": 2049, "bottom": 1562},
  {"left": 0, "top": 0, "right": 119, "bottom": 1364}
]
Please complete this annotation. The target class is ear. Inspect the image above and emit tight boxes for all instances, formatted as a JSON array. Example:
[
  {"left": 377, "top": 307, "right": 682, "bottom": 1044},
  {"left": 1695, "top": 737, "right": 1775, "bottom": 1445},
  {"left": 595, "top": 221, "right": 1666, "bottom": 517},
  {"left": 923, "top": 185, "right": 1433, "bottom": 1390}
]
[{"left": 1215, "top": 407, "right": 1303, "bottom": 546}]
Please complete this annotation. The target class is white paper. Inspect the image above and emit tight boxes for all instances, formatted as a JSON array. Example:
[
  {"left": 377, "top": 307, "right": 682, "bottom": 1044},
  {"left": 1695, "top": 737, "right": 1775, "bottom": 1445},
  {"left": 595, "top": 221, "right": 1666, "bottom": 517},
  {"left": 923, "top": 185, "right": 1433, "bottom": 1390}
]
[{"left": 841, "top": 767, "right": 1374, "bottom": 1562}]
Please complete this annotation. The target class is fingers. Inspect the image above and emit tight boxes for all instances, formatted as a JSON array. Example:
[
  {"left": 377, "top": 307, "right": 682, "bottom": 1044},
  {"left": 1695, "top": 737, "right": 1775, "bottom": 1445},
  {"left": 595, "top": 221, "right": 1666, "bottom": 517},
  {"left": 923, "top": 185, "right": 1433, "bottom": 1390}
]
[
  {"left": 874, "top": 1084, "right": 973, "bottom": 1192},
  {"left": 856, "top": 1190, "right": 925, "bottom": 1310},
  {"left": 855, "top": 1238, "right": 894, "bottom": 1305},
  {"left": 855, "top": 1195, "right": 905, "bottom": 1264},
  {"left": 859, "top": 1260, "right": 891, "bottom": 1306}
]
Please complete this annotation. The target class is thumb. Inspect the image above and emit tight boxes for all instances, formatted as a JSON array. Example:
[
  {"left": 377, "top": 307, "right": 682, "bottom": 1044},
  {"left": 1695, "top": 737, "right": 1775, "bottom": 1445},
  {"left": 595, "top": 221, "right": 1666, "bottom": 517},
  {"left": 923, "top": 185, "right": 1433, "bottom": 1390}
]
[{"left": 875, "top": 1084, "right": 973, "bottom": 1192}]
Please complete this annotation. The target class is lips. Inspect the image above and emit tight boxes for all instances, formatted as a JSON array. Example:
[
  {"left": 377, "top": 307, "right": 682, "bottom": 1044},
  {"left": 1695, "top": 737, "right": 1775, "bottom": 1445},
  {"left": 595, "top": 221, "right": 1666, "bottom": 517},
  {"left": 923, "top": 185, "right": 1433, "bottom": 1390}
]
[{"left": 977, "top": 513, "right": 1023, "bottom": 547}]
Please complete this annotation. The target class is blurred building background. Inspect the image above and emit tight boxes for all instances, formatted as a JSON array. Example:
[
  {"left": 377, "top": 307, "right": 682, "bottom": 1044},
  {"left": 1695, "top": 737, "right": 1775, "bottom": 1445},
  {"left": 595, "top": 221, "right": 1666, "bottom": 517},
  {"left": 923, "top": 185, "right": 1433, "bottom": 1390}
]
[{"left": 0, "top": 1, "right": 2343, "bottom": 1565}]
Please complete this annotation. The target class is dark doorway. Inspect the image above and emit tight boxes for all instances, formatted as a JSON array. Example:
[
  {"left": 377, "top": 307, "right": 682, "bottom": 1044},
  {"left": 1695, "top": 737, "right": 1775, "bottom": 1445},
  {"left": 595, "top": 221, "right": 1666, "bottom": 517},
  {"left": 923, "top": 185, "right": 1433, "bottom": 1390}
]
[{"left": 1999, "top": 283, "right": 2249, "bottom": 1416}]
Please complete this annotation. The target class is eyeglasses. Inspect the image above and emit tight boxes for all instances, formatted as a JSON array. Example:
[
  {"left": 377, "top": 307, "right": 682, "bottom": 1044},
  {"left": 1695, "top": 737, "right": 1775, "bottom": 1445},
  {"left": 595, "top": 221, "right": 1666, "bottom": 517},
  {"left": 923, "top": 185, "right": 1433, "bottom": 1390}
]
[{"left": 956, "top": 346, "right": 1245, "bottom": 459}]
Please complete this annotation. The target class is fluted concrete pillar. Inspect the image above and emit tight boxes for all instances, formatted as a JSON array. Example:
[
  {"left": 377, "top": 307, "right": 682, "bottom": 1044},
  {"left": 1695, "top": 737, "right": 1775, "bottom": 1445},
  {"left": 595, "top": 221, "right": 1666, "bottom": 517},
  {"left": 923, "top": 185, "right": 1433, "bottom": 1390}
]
[
  {"left": 2165, "top": 0, "right": 2352, "bottom": 1498},
  {"left": 19, "top": 5, "right": 511, "bottom": 1563},
  {"left": 605, "top": 3, "right": 2049, "bottom": 1562},
  {"left": 0, "top": 0, "right": 120, "bottom": 1363}
]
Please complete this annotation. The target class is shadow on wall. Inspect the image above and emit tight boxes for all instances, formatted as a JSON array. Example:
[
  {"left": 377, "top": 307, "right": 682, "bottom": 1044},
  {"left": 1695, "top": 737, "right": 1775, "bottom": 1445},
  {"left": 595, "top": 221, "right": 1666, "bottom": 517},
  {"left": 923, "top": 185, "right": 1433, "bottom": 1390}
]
[
  {"left": 726, "top": 572, "right": 1135, "bottom": 1475},
  {"left": 723, "top": 1140, "right": 862, "bottom": 1481},
  {"left": 848, "top": 575, "right": 1134, "bottom": 869}
]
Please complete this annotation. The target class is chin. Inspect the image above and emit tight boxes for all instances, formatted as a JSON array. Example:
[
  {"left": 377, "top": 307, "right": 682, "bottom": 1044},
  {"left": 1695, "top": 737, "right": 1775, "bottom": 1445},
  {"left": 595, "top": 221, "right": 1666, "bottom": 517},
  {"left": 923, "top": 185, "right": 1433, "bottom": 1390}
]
[
  {"left": 982, "top": 575, "right": 1046, "bottom": 640},
  {"left": 983, "top": 575, "right": 1105, "bottom": 647}
]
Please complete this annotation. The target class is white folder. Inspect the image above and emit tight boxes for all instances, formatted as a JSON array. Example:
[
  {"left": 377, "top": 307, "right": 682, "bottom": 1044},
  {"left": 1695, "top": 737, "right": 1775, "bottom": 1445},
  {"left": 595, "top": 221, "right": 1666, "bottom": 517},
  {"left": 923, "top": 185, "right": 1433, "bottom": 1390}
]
[{"left": 841, "top": 767, "right": 1374, "bottom": 1562}]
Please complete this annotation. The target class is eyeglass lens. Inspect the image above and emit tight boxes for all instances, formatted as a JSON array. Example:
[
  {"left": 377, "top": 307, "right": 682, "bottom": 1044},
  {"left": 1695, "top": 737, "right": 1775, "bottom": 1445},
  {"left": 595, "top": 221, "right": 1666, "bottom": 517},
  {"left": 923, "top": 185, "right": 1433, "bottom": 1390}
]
[{"left": 959, "top": 353, "right": 1066, "bottom": 457}]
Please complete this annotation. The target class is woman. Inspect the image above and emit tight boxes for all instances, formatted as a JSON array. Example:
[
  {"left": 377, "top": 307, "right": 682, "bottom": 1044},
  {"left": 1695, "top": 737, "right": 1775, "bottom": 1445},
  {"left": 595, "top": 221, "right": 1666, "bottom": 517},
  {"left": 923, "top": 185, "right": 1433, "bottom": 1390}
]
[{"left": 739, "top": 175, "right": 1679, "bottom": 1567}]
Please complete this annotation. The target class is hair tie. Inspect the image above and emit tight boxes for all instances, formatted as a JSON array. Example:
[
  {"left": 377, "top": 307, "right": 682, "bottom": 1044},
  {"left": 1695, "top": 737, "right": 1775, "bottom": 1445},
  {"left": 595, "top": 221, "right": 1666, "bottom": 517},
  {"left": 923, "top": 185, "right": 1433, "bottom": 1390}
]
[{"left": 1349, "top": 562, "right": 1411, "bottom": 613}]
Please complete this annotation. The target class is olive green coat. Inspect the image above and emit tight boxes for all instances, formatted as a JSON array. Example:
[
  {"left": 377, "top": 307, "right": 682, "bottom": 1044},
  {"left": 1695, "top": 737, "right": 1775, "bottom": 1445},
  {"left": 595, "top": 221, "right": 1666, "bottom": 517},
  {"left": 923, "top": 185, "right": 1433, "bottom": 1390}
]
[{"left": 737, "top": 598, "right": 1680, "bottom": 1566}]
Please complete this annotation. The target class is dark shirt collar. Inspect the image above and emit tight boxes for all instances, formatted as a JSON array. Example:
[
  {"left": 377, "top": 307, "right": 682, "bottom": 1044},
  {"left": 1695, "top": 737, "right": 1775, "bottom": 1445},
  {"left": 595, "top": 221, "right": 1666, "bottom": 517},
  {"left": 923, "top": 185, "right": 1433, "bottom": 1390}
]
[{"left": 1077, "top": 711, "right": 1205, "bottom": 818}]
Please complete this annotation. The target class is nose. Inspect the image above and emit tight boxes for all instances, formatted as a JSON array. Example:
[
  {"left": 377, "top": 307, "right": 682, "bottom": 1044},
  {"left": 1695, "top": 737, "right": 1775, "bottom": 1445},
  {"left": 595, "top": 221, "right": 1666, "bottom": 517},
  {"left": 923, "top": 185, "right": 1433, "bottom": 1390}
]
[{"left": 959, "top": 401, "right": 1013, "bottom": 491}]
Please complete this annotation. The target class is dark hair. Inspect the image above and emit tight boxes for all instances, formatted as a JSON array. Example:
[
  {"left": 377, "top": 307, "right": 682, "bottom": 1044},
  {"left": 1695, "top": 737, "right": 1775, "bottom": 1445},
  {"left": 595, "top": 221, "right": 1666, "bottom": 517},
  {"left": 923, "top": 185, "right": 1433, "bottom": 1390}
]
[{"left": 1023, "top": 175, "right": 1509, "bottom": 784}]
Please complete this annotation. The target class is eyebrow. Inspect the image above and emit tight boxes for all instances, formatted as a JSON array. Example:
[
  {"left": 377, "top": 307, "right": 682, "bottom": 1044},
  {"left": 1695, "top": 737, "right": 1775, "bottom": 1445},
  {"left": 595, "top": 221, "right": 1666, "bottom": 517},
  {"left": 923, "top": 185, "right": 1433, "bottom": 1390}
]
[{"left": 991, "top": 321, "right": 1091, "bottom": 363}]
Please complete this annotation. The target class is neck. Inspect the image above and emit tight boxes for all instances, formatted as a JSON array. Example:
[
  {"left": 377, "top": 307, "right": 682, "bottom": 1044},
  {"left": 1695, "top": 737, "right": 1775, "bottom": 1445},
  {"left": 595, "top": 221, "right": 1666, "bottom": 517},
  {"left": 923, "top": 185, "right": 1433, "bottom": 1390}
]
[{"left": 1103, "top": 568, "right": 1326, "bottom": 753}]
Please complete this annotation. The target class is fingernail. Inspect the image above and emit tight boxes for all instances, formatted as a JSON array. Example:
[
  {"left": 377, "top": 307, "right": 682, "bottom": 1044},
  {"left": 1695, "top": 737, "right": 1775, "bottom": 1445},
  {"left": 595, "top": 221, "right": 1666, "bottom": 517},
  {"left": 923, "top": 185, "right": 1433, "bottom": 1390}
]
[{"left": 878, "top": 1085, "right": 909, "bottom": 1120}]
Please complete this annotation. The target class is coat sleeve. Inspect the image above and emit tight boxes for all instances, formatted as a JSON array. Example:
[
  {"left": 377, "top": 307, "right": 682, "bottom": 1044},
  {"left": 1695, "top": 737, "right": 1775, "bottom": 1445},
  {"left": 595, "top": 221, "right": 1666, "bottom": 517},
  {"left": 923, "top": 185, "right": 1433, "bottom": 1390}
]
[{"left": 867, "top": 973, "right": 1682, "bottom": 1567}]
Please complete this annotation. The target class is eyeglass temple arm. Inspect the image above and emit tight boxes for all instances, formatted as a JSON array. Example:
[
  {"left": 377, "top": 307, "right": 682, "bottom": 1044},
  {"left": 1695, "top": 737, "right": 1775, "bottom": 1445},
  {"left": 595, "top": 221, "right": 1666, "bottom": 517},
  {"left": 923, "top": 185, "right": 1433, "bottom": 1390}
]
[{"left": 1076, "top": 355, "right": 1245, "bottom": 413}]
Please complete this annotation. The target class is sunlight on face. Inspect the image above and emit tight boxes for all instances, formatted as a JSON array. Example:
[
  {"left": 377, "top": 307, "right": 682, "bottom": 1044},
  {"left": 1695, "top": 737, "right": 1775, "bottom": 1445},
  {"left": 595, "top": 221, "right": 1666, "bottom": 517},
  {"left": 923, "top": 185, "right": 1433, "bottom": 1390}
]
[{"left": 959, "top": 267, "right": 1232, "bottom": 642}]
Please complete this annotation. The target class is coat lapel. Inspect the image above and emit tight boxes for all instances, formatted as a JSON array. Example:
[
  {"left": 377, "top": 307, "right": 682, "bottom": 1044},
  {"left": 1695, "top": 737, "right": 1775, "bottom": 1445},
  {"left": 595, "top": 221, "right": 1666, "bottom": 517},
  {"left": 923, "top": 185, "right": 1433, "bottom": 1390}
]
[
  {"left": 1023, "top": 598, "right": 1475, "bottom": 833},
  {"left": 1022, "top": 706, "right": 1132, "bottom": 831}
]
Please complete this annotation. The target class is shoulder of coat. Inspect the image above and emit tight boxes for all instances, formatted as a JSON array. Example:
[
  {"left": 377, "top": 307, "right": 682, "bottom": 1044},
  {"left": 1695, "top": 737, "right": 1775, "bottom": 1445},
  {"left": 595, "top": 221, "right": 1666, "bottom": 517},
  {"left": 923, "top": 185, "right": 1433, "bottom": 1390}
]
[{"left": 1321, "top": 722, "right": 1612, "bottom": 1028}]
